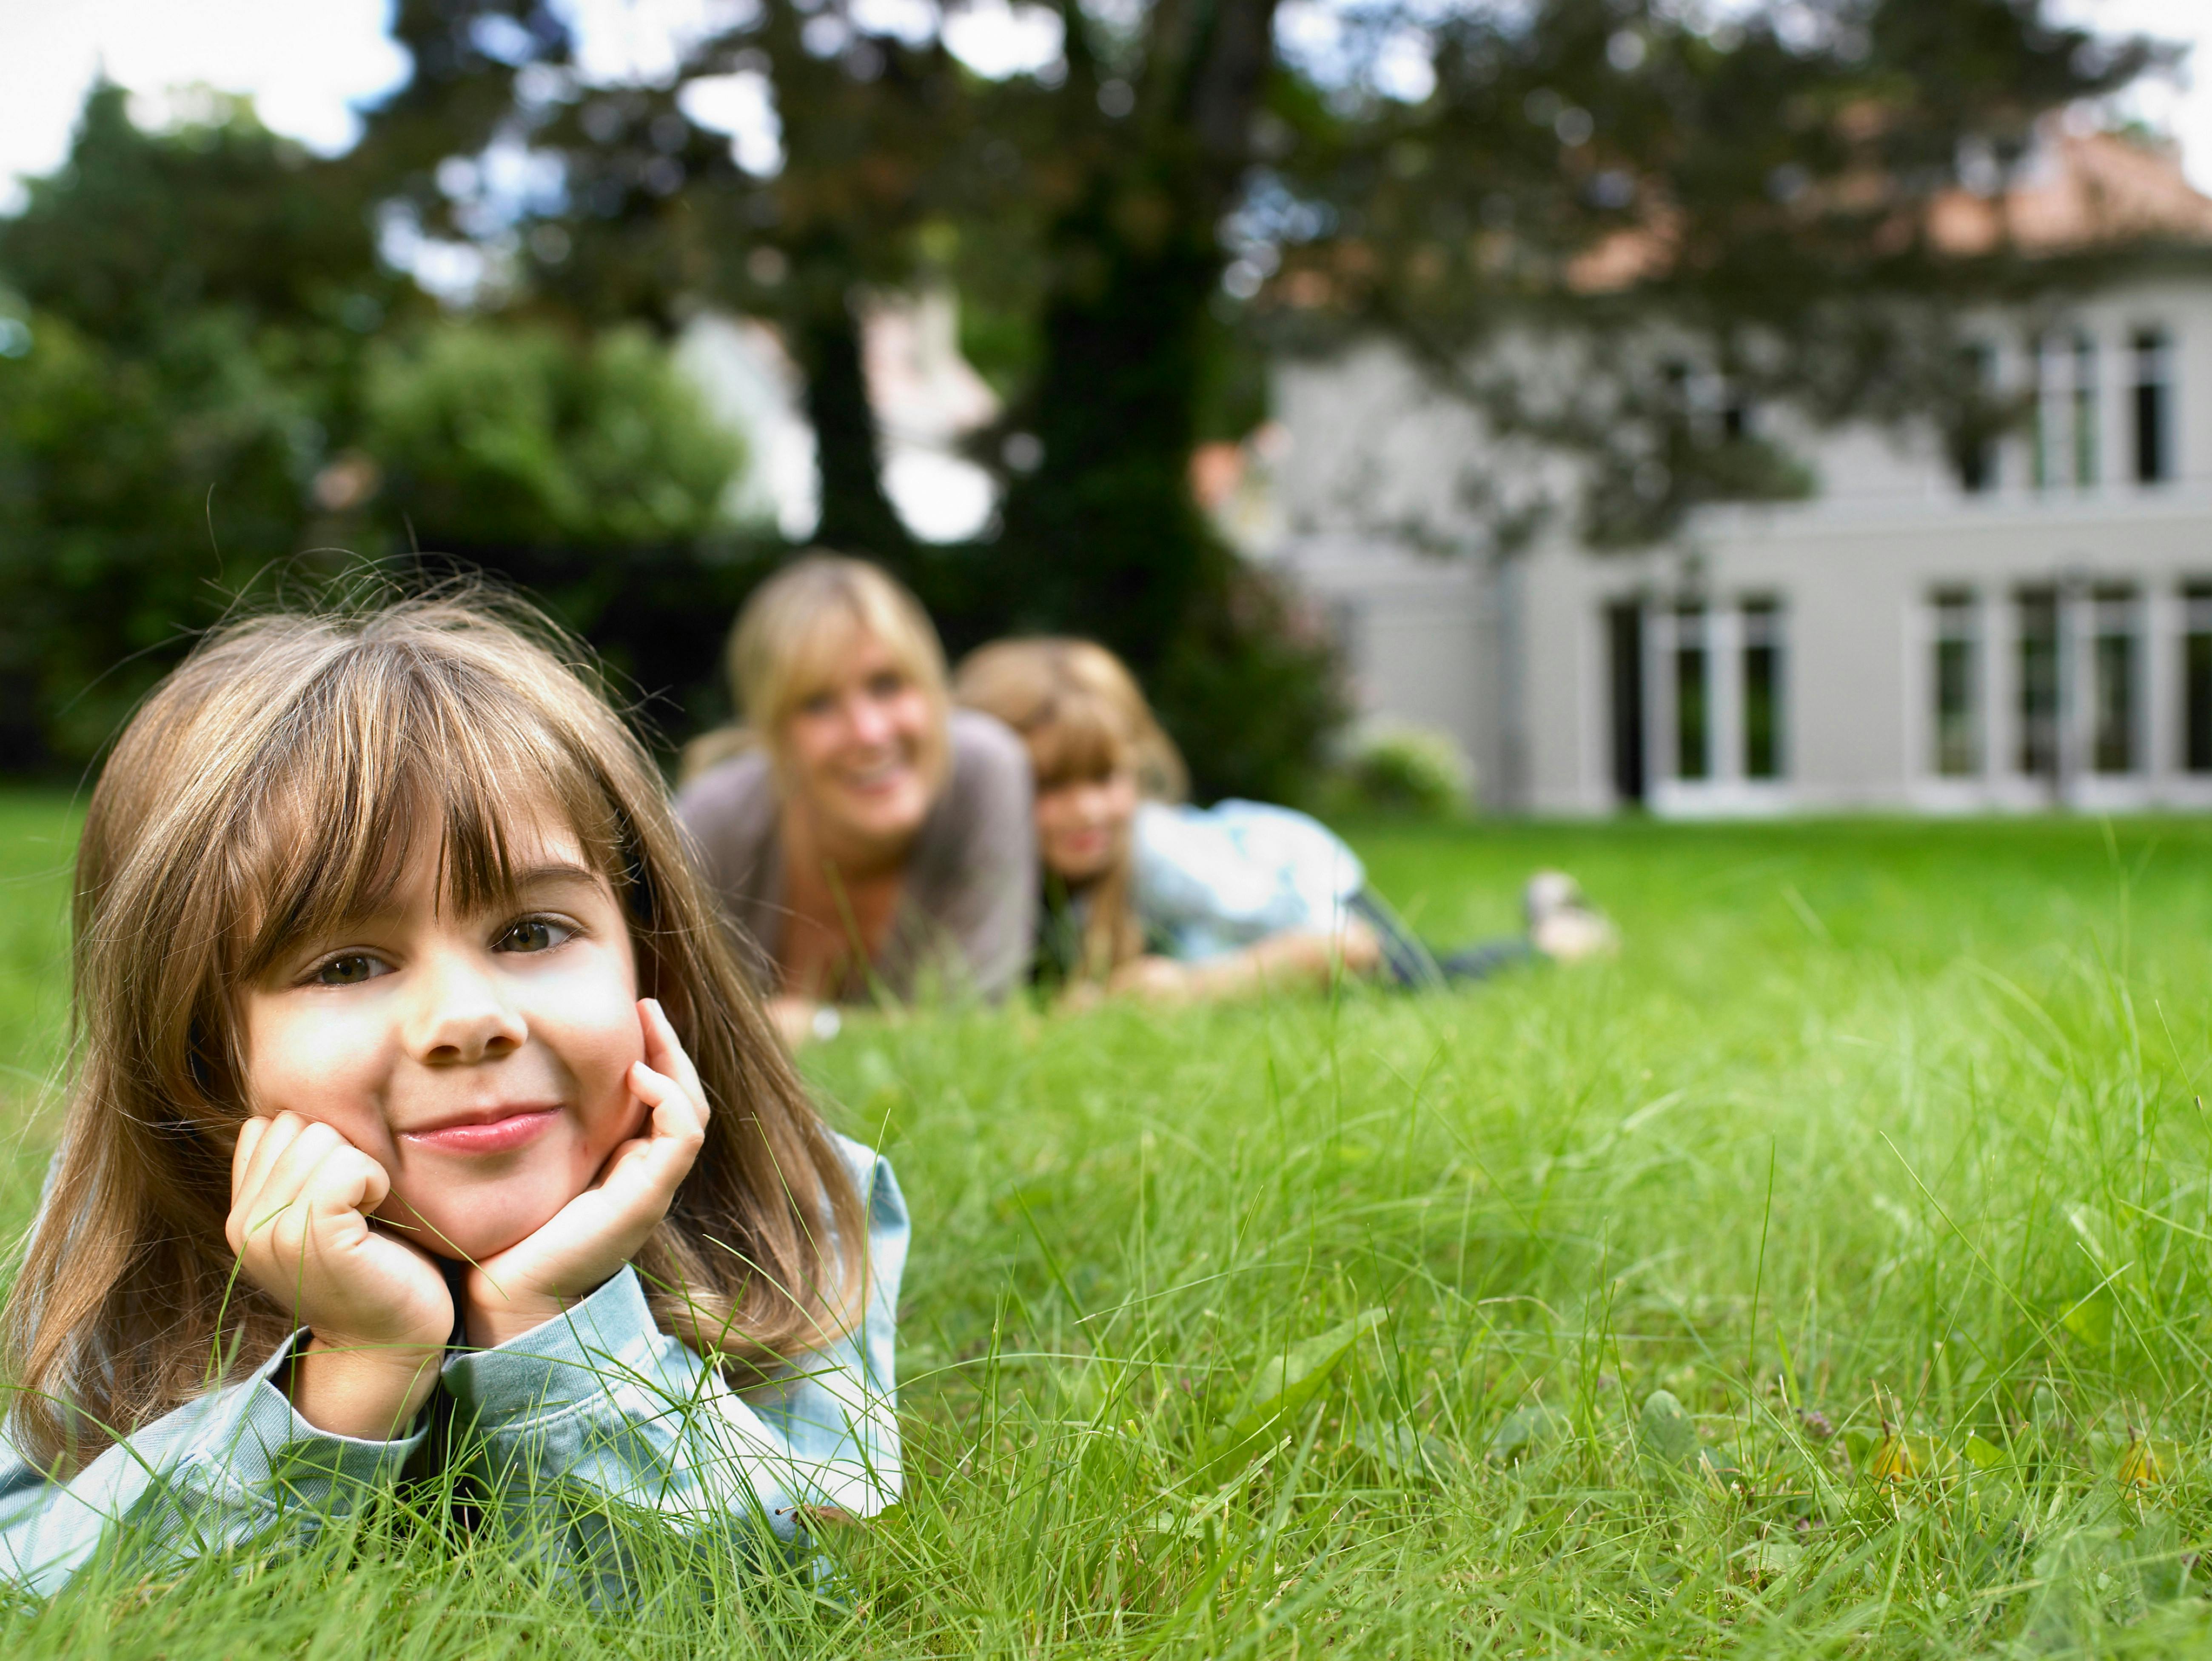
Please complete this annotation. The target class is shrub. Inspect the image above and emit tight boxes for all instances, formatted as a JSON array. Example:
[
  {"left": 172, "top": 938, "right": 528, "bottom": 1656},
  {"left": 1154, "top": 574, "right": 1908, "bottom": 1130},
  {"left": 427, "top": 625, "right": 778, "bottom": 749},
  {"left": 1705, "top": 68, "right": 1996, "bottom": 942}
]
[
  {"left": 1326, "top": 722, "right": 1475, "bottom": 819},
  {"left": 1148, "top": 560, "right": 1351, "bottom": 808},
  {"left": 363, "top": 322, "right": 744, "bottom": 549}
]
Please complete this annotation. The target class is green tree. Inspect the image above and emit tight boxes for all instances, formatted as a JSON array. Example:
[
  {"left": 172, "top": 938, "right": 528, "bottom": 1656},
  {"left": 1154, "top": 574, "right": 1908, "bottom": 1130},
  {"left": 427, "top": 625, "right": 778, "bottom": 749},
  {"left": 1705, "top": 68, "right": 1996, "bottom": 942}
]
[
  {"left": 0, "top": 83, "right": 764, "bottom": 768},
  {"left": 359, "top": 317, "right": 761, "bottom": 717},
  {"left": 365, "top": 322, "right": 741, "bottom": 548},
  {"left": 0, "top": 305, "right": 315, "bottom": 764}
]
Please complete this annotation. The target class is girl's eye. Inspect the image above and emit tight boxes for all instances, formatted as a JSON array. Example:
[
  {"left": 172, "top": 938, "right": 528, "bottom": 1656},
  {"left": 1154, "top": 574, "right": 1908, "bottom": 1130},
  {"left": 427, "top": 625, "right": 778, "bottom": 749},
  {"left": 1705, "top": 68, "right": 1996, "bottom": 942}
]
[
  {"left": 798, "top": 691, "right": 836, "bottom": 719},
  {"left": 314, "top": 953, "right": 387, "bottom": 987},
  {"left": 496, "top": 917, "right": 576, "bottom": 955},
  {"left": 866, "top": 671, "right": 904, "bottom": 699}
]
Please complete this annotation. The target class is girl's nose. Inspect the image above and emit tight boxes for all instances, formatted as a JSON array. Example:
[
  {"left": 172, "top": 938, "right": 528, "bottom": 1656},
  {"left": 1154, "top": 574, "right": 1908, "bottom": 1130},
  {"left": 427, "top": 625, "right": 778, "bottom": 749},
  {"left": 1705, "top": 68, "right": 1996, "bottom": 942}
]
[{"left": 405, "top": 950, "right": 527, "bottom": 1064}]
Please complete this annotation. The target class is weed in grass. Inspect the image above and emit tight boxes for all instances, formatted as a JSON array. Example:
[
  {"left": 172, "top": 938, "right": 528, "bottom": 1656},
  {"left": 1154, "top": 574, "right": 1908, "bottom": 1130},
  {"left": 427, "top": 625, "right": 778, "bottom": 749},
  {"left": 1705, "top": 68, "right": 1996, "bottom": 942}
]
[{"left": 2, "top": 810, "right": 2211, "bottom": 1655}]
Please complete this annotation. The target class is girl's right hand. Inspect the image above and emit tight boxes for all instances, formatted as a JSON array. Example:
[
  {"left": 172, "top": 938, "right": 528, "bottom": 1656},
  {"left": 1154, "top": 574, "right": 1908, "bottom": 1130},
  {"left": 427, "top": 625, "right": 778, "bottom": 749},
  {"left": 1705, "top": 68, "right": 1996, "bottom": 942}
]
[{"left": 227, "top": 1112, "right": 453, "bottom": 1439}]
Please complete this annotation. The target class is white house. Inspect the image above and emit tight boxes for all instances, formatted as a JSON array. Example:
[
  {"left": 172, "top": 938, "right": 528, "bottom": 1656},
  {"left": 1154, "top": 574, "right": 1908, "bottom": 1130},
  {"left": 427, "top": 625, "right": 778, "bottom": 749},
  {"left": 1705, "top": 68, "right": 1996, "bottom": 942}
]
[{"left": 1259, "top": 132, "right": 2212, "bottom": 816}]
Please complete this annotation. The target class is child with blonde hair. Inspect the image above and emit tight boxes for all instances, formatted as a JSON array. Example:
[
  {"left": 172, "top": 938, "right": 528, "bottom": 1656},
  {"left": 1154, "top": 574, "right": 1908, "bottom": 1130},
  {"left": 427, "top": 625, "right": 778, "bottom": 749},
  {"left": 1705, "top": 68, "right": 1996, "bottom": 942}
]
[
  {"left": 954, "top": 636, "right": 1612, "bottom": 1002},
  {"left": 0, "top": 596, "right": 904, "bottom": 1592}
]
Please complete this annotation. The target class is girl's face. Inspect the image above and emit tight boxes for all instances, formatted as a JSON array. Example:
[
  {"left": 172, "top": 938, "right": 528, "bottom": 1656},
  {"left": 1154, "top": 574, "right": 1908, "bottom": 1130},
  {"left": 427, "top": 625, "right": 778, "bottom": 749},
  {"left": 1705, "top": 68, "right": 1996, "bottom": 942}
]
[
  {"left": 1034, "top": 767, "right": 1139, "bottom": 885},
  {"left": 782, "top": 626, "right": 939, "bottom": 857},
  {"left": 241, "top": 806, "right": 648, "bottom": 1263}
]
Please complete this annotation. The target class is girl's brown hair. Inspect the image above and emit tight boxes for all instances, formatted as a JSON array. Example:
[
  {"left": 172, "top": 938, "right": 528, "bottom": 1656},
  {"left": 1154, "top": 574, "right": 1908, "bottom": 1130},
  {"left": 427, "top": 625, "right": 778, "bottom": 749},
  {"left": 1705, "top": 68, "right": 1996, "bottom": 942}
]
[
  {"left": 5, "top": 594, "right": 864, "bottom": 1473},
  {"left": 679, "top": 553, "right": 950, "bottom": 791},
  {"left": 951, "top": 638, "right": 1185, "bottom": 980}
]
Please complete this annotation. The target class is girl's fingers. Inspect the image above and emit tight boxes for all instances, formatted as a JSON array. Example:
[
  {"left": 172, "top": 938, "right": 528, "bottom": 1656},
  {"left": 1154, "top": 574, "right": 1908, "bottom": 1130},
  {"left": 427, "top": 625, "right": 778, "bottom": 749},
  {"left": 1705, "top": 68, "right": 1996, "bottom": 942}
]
[
  {"left": 232, "top": 1113, "right": 268, "bottom": 1178},
  {"left": 234, "top": 1109, "right": 306, "bottom": 1203},
  {"left": 252, "top": 1119, "right": 347, "bottom": 1213},
  {"left": 630, "top": 1058, "right": 709, "bottom": 1143},
  {"left": 232, "top": 1117, "right": 385, "bottom": 1257},
  {"left": 638, "top": 999, "right": 710, "bottom": 1126},
  {"left": 300, "top": 1142, "right": 391, "bottom": 1224}
]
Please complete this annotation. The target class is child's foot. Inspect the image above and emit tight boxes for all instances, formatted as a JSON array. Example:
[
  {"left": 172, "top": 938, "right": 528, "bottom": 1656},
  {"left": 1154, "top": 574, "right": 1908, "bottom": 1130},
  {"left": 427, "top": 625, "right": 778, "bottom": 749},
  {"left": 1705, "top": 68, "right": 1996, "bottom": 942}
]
[{"left": 1523, "top": 870, "right": 1617, "bottom": 963}]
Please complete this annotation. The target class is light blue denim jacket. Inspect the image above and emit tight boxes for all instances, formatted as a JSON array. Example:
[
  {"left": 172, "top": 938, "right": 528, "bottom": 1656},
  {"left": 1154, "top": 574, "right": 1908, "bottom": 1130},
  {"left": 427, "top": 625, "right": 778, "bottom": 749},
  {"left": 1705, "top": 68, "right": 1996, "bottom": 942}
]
[
  {"left": 0, "top": 1136, "right": 905, "bottom": 1595},
  {"left": 1132, "top": 799, "right": 1367, "bottom": 962}
]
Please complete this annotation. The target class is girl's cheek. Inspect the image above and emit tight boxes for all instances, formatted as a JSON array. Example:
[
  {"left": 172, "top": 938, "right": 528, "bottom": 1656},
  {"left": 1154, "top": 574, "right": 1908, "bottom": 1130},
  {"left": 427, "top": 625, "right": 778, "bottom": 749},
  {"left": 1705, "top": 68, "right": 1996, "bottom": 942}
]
[{"left": 242, "top": 1005, "right": 381, "bottom": 1129}]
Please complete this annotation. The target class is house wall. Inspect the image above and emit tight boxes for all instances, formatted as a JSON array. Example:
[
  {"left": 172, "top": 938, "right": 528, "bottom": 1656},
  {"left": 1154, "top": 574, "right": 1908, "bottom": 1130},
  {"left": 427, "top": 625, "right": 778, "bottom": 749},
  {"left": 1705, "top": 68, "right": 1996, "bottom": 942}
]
[{"left": 1265, "top": 270, "right": 2212, "bottom": 816}]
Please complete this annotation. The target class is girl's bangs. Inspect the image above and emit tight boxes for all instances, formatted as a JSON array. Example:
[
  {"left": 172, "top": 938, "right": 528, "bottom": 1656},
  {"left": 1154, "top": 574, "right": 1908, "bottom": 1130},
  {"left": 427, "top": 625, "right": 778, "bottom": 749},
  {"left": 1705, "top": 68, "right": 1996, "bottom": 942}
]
[
  {"left": 227, "top": 655, "right": 622, "bottom": 978},
  {"left": 1028, "top": 694, "right": 1135, "bottom": 791}
]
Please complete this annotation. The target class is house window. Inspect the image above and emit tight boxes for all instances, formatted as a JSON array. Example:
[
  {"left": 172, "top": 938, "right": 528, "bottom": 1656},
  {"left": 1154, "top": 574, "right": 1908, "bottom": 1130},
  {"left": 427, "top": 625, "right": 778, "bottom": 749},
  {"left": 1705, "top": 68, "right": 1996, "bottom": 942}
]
[
  {"left": 2017, "top": 586, "right": 2060, "bottom": 777},
  {"left": 2184, "top": 582, "right": 2212, "bottom": 773},
  {"left": 1721, "top": 390, "right": 1752, "bottom": 442},
  {"left": 2072, "top": 333, "right": 2098, "bottom": 486},
  {"left": 2032, "top": 330, "right": 2098, "bottom": 490},
  {"left": 1674, "top": 601, "right": 1709, "bottom": 780},
  {"left": 1931, "top": 588, "right": 1980, "bottom": 776},
  {"left": 1742, "top": 597, "right": 1784, "bottom": 779},
  {"left": 2134, "top": 328, "right": 2172, "bottom": 484},
  {"left": 2090, "top": 585, "right": 2138, "bottom": 774},
  {"left": 1956, "top": 342, "right": 1999, "bottom": 494}
]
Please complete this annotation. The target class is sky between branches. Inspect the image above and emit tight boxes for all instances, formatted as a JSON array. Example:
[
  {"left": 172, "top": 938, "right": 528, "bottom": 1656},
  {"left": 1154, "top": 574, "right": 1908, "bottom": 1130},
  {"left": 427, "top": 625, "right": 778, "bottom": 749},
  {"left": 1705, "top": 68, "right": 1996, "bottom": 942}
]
[{"left": 0, "top": 0, "right": 2206, "bottom": 220}]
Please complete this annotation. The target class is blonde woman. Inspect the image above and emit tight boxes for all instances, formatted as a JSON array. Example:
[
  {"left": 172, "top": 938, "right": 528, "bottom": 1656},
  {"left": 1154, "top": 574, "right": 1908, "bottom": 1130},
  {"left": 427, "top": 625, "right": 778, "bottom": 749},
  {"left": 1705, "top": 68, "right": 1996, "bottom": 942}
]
[
  {"left": 953, "top": 637, "right": 1613, "bottom": 1004},
  {"left": 677, "top": 556, "right": 1035, "bottom": 1046}
]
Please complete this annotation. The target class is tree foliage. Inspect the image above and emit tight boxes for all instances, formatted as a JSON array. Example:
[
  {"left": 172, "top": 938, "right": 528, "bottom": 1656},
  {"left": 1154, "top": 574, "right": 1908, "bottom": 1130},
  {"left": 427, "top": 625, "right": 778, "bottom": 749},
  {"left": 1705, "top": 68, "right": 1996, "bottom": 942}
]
[
  {"left": 0, "top": 2, "right": 2182, "bottom": 792},
  {"left": 365, "top": 322, "right": 741, "bottom": 548},
  {"left": 339, "top": 0, "right": 2173, "bottom": 796},
  {"left": 0, "top": 87, "right": 754, "bottom": 770}
]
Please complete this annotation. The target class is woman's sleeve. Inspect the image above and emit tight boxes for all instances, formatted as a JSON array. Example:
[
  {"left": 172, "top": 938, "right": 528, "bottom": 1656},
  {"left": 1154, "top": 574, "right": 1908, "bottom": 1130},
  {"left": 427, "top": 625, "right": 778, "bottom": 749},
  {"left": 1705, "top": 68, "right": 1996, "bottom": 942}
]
[
  {"left": 0, "top": 1336, "right": 426, "bottom": 1594},
  {"left": 439, "top": 1143, "right": 907, "bottom": 1554}
]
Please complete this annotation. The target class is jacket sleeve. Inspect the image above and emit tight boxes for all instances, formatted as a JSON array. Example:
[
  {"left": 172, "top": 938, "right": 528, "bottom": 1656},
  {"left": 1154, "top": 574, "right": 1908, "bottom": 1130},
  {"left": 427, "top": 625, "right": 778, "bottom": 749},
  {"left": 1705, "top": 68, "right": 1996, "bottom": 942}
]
[
  {"left": 439, "top": 1142, "right": 907, "bottom": 1553},
  {"left": 0, "top": 1334, "right": 426, "bottom": 1595}
]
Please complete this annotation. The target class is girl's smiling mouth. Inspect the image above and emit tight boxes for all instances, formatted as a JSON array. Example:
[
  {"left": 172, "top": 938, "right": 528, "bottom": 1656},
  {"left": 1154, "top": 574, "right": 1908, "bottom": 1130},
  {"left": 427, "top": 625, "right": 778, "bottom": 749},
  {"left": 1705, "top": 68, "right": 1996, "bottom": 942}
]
[{"left": 401, "top": 1106, "right": 562, "bottom": 1155}]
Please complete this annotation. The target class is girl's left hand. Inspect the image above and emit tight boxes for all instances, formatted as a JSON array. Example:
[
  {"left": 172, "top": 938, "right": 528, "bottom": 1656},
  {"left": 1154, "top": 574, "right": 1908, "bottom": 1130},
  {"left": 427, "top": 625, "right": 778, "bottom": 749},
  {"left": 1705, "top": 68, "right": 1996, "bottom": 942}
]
[{"left": 462, "top": 997, "right": 710, "bottom": 1349}]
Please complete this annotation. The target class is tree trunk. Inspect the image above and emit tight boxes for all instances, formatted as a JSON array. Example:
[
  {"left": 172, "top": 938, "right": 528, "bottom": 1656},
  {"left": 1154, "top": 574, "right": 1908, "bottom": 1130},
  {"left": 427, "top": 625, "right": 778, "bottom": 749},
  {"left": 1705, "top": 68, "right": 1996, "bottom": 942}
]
[
  {"left": 996, "top": 0, "right": 1279, "bottom": 674},
  {"left": 794, "top": 282, "right": 909, "bottom": 560}
]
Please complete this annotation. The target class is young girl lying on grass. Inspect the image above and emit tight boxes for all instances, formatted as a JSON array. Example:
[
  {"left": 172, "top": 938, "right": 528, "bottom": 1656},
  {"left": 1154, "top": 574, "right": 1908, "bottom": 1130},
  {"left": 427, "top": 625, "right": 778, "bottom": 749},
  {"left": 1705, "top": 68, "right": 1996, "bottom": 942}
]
[
  {"left": 954, "top": 637, "right": 1613, "bottom": 1002},
  {"left": 0, "top": 598, "right": 904, "bottom": 1594}
]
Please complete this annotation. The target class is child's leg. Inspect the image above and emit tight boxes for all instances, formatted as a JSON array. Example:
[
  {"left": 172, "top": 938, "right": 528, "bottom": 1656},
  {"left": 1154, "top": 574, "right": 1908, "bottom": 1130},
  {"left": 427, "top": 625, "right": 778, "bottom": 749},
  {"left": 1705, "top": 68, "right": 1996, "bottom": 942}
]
[
  {"left": 1348, "top": 888, "right": 1536, "bottom": 988},
  {"left": 1435, "top": 937, "right": 1537, "bottom": 982},
  {"left": 1344, "top": 890, "right": 1442, "bottom": 987}
]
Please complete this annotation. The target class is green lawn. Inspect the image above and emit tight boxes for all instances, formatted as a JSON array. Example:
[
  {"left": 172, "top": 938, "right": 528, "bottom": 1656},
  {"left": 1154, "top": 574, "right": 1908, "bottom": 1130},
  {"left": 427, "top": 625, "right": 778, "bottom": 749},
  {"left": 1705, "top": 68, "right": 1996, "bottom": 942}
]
[{"left": 4, "top": 802, "right": 2212, "bottom": 1655}]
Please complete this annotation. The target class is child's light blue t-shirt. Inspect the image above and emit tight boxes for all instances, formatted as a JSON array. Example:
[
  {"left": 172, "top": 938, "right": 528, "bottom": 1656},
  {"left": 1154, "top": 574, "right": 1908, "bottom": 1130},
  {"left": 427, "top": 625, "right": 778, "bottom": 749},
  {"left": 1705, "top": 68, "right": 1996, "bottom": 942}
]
[{"left": 1131, "top": 799, "right": 1366, "bottom": 962}]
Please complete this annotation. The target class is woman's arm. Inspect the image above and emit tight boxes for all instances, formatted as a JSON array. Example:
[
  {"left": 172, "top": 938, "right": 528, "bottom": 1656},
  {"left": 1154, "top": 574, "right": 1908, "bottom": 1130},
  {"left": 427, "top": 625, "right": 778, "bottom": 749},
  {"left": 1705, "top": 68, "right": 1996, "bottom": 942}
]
[
  {"left": 0, "top": 1336, "right": 424, "bottom": 1595},
  {"left": 439, "top": 1143, "right": 907, "bottom": 1556},
  {"left": 1106, "top": 919, "right": 1382, "bottom": 1006}
]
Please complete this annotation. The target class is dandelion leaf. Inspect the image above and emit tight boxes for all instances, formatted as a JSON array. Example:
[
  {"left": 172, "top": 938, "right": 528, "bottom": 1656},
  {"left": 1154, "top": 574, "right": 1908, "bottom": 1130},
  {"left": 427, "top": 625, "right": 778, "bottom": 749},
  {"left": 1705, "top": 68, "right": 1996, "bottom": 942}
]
[
  {"left": 1638, "top": 1389, "right": 1697, "bottom": 1467},
  {"left": 2060, "top": 1290, "right": 2115, "bottom": 1349},
  {"left": 1203, "top": 1307, "right": 1386, "bottom": 1484},
  {"left": 1488, "top": 1403, "right": 1567, "bottom": 1464}
]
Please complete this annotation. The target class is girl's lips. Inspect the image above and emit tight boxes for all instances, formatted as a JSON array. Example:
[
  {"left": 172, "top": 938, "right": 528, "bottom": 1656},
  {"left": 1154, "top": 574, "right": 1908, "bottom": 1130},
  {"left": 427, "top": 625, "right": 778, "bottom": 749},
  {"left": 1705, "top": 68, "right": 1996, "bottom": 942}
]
[{"left": 401, "top": 1108, "right": 559, "bottom": 1155}]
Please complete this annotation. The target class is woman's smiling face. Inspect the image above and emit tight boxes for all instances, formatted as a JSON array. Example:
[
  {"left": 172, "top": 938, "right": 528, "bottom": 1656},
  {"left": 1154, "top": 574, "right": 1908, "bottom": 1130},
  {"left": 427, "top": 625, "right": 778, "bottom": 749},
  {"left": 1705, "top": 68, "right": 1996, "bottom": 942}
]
[
  {"left": 240, "top": 806, "right": 648, "bottom": 1262},
  {"left": 780, "top": 624, "right": 942, "bottom": 859}
]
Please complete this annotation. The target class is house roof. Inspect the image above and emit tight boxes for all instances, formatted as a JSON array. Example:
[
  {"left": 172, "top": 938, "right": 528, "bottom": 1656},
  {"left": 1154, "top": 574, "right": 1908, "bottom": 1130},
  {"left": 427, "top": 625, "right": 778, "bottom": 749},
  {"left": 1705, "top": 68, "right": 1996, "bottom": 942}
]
[
  {"left": 1926, "top": 129, "right": 2212, "bottom": 257},
  {"left": 1560, "top": 127, "right": 2212, "bottom": 295}
]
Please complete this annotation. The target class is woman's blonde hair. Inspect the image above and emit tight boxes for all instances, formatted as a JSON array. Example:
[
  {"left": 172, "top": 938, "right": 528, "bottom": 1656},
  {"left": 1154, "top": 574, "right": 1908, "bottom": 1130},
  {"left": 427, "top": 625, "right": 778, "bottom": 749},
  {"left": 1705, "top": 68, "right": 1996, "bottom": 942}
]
[
  {"left": 5, "top": 594, "right": 865, "bottom": 1473},
  {"left": 681, "top": 554, "right": 950, "bottom": 792},
  {"left": 952, "top": 637, "right": 1185, "bottom": 980}
]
